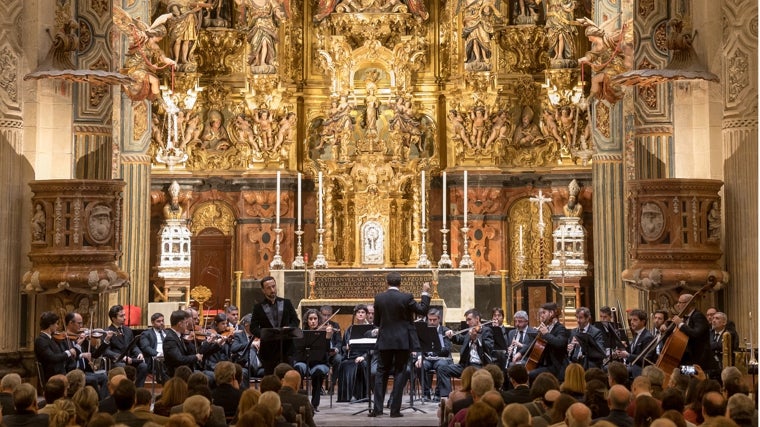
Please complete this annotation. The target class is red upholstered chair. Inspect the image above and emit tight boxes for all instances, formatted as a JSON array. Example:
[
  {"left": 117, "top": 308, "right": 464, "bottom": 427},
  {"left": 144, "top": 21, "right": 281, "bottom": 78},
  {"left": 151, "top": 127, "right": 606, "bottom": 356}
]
[{"left": 123, "top": 305, "right": 142, "bottom": 326}]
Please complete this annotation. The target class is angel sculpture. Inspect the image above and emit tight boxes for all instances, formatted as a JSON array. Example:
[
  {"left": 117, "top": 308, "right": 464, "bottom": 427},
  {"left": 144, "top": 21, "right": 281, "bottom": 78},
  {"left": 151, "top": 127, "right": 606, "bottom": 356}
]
[
  {"left": 113, "top": 7, "right": 176, "bottom": 103},
  {"left": 577, "top": 16, "right": 633, "bottom": 104}
]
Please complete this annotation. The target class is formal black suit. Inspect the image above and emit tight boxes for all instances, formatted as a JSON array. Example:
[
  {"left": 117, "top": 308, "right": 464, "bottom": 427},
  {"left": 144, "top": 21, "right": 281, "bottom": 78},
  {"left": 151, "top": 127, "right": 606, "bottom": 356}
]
[
  {"left": 438, "top": 325, "right": 495, "bottom": 397},
  {"left": 505, "top": 326, "right": 538, "bottom": 367},
  {"left": 60, "top": 335, "right": 109, "bottom": 398},
  {"left": 138, "top": 328, "right": 169, "bottom": 382},
  {"left": 103, "top": 324, "right": 148, "bottom": 386},
  {"left": 162, "top": 328, "right": 199, "bottom": 377},
  {"left": 502, "top": 384, "right": 532, "bottom": 404},
  {"left": 34, "top": 332, "right": 74, "bottom": 383},
  {"left": 2, "top": 410, "right": 49, "bottom": 427},
  {"left": 529, "top": 320, "right": 569, "bottom": 381},
  {"left": 567, "top": 323, "right": 606, "bottom": 370},
  {"left": 416, "top": 323, "right": 453, "bottom": 398},
  {"left": 625, "top": 328, "right": 654, "bottom": 377},
  {"left": 251, "top": 296, "right": 300, "bottom": 375},
  {"left": 371, "top": 287, "right": 430, "bottom": 416},
  {"left": 678, "top": 309, "right": 718, "bottom": 375},
  {"left": 710, "top": 327, "right": 739, "bottom": 369}
]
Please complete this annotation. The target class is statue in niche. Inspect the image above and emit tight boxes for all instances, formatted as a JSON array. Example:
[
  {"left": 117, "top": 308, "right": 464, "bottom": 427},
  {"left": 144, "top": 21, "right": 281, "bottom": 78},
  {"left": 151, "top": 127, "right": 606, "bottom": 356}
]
[
  {"left": 640, "top": 202, "right": 664, "bottom": 241},
  {"left": 113, "top": 8, "right": 176, "bottom": 103},
  {"left": 389, "top": 95, "right": 422, "bottom": 156},
  {"left": 563, "top": 179, "right": 583, "bottom": 219},
  {"left": 201, "top": 110, "right": 232, "bottom": 151},
  {"left": 511, "top": 0, "right": 540, "bottom": 25},
  {"left": 707, "top": 201, "right": 721, "bottom": 242},
  {"left": 362, "top": 221, "right": 384, "bottom": 264},
  {"left": 163, "top": 181, "right": 184, "bottom": 220},
  {"left": 458, "top": 0, "right": 503, "bottom": 71},
  {"left": 556, "top": 105, "right": 577, "bottom": 149},
  {"left": 166, "top": 0, "right": 208, "bottom": 70},
  {"left": 545, "top": 0, "right": 578, "bottom": 67},
  {"left": 253, "top": 108, "right": 276, "bottom": 150},
  {"left": 239, "top": 0, "right": 288, "bottom": 74},
  {"left": 469, "top": 105, "right": 488, "bottom": 149},
  {"left": 362, "top": 71, "right": 380, "bottom": 136},
  {"left": 31, "top": 203, "right": 46, "bottom": 243},
  {"left": 320, "top": 95, "right": 355, "bottom": 145},
  {"left": 577, "top": 17, "right": 634, "bottom": 104},
  {"left": 512, "top": 106, "right": 543, "bottom": 147},
  {"left": 202, "top": 0, "right": 233, "bottom": 27}
]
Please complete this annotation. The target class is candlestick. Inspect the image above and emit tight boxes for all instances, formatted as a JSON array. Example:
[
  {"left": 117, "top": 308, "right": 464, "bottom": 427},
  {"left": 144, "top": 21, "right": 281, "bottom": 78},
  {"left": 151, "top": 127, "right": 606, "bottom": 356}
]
[
  {"left": 269, "top": 227, "right": 285, "bottom": 270},
  {"left": 463, "top": 170, "right": 468, "bottom": 226},
  {"left": 438, "top": 228, "right": 452, "bottom": 268},
  {"left": 297, "top": 173, "right": 302, "bottom": 228},
  {"left": 275, "top": 171, "right": 281, "bottom": 228},
  {"left": 318, "top": 172, "right": 323, "bottom": 230},
  {"left": 459, "top": 226, "right": 474, "bottom": 269},
  {"left": 442, "top": 171, "right": 447, "bottom": 226},
  {"left": 417, "top": 227, "right": 431, "bottom": 268},
  {"left": 421, "top": 170, "right": 426, "bottom": 229}
]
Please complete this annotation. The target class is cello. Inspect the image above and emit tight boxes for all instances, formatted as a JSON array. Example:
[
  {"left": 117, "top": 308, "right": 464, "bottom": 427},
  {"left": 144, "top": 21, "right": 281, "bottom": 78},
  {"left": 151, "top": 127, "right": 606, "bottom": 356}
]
[
  {"left": 523, "top": 324, "right": 547, "bottom": 372},
  {"left": 653, "top": 282, "right": 714, "bottom": 383}
]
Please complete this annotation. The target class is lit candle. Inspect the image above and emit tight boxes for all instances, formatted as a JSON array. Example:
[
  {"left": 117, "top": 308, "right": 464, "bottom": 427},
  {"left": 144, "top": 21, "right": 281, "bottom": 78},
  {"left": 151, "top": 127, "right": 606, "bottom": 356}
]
[
  {"left": 318, "top": 172, "right": 323, "bottom": 229},
  {"left": 276, "top": 171, "right": 281, "bottom": 228},
  {"left": 442, "top": 171, "right": 447, "bottom": 227},
  {"left": 463, "top": 170, "right": 468, "bottom": 226},
  {"left": 519, "top": 225, "right": 524, "bottom": 255},
  {"left": 421, "top": 170, "right": 426, "bottom": 229},
  {"left": 297, "top": 173, "right": 302, "bottom": 228}
]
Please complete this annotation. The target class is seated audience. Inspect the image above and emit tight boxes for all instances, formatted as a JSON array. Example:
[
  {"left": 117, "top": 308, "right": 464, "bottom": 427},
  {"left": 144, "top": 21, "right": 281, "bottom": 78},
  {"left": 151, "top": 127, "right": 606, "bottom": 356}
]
[{"left": 3, "top": 383, "right": 49, "bottom": 427}]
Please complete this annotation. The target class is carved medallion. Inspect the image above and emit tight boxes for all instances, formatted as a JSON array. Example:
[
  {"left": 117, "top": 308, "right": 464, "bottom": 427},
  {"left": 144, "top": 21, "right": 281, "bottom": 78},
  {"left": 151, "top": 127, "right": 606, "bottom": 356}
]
[
  {"left": 640, "top": 202, "right": 665, "bottom": 242},
  {"left": 86, "top": 204, "right": 113, "bottom": 245}
]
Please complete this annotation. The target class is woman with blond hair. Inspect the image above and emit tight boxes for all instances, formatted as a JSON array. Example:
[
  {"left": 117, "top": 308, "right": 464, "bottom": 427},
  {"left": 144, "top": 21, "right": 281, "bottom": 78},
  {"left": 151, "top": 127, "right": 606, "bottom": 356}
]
[
  {"left": 153, "top": 377, "right": 188, "bottom": 417},
  {"left": 49, "top": 399, "right": 78, "bottom": 427},
  {"left": 70, "top": 385, "right": 98, "bottom": 426},
  {"left": 232, "top": 388, "right": 261, "bottom": 425},
  {"left": 560, "top": 363, "right": 586, "bottom": 400}
]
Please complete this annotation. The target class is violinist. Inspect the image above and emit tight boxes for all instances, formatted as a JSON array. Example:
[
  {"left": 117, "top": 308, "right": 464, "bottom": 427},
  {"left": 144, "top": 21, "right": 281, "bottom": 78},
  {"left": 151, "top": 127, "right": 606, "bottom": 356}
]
[
  {"left": 595, "top": 306, "right": 628, "bottom": 365},
  {"left": 439, "top": 308, "right": 494, "bottom": 399},
  {"left": 202, "top": 313, "right": 236, "bottom": 383},
  {"left": 34, "top": 311, "right": 77, "bottom": 383},
  {"left": 61, "top": 312, "right": 112, "bottom": 398},
  {"left": 162, "top": 310, "right": 203, "bottom": 377},
  {"left": 294, "top": 309, "right": 333, "bottom": 411},
  {"left": 103, "top": 305, "right": 149, "bottom": 387},
  {"left": 669, "top": 293, "right": 718, "bottom": 378},
  {"left": 320, "top": 305, "right": 343, "bottom": 387},
  {"left": 527, "top": 302, "right": 569, "bottom": 382},
  {"left": 230, "top": 314, "right": 262, "bottom": 386},
  {"left": 225, "top": 305, "right": 241, "bottom": 331},
  {"left": 138, "top": 312, "right": 168, "bottom": 384}
]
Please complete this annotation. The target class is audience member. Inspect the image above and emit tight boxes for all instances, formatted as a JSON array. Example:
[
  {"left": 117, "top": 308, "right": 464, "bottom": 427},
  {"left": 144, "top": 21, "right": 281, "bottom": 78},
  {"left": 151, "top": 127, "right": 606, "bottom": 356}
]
[
  {"left": 112, "top": 378, "right": 147, "bottom": 427},
  {"left": 280, "top": 370, "right": 316, "bottom": 427},
  {"left": 133, "top": 387, "right": 169, "bottom": 425},
  {"left": 48, "top": 399, "right": 76, "bottom": 427},
  {"left": 565, "top": 402, "right": 592, "bottom": 427},
  {"left": 583, "top": 379, "right": 609, "bottom": 419},
  {"left": 65, "top": 369, "right": 85, "bottom": 399},
  {"left": 164, "top": 413, "right": 196, "bottom": 427},
  {"left": 596, "top": 384, "right": 633, "bottom": 427},
  {"left": 0, "top": 373, "right": 21, "bottom": 415},
  {"left": 561, "top": 363, "right": 586, "bottom": 400},
  {"left": 259, "top": 391, "right": 292, "bottom": 427},
  {"left": 503, "top": 364, "right": 531, "bottom": 404},
  {"left": 641, "top": 365, "right": 665, "bottom": 400},
  {"left": 702, "top": 391, "right": 728, "bottom": 424},
  {"left": 726, "top": 393, "right": 755, "bottom": 427},
  {"left": 183, "top": 395, "right": 212, "bottom": 427},
  {"left": 4, "top": 383, "right": 49, "bottom": 427},
  {"left": 633, "top": 395, "right": 662, "bottom": 427},
  {"left": 210, "top": 361, "right": 241, "bottom": 420},
  {"left": 502, "top": 402, "right": 532, "bottom": 427},
  {"left": 607, "top": 361, "right": 629, "bottom": 387},
  {"left": 464, "top": 401, "right": 499, "bottom": 427},
  {"left": 71, "top": 385, "right": 99, "bottom": 426},
  {"left": 39, "top": 375, "right": 68, "bottom": 415},
  {"left": 98, "top": 374, "right": 127, "bottom": 414},
  {"left": 660, "top": 409, "right": 689, "bottom": 427},
  {"left": 152, "top": 377, "right": 187, "bottom": 417}
]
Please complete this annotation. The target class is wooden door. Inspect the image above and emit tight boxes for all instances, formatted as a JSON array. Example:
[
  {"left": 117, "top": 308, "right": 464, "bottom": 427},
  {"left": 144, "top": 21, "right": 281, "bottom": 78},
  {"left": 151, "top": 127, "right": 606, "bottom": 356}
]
[{"left": 191, "top": 230, "right": 232, "bottom": 311}]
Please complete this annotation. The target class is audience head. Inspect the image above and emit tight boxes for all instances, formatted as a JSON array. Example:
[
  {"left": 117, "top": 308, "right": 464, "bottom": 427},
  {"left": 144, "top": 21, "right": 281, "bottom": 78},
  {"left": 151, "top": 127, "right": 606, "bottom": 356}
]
[
  {"left": 660, "top": 409, "right": 688, "bottom": 427},
  {"left": 550, "top": 393, "right": 578, "bottom": 424},
  {"left": 44, "top": 375, "right": 68, "bottom": 404},
  {"left": 237, "top": 388, "right": 261, "bottom": 419},
  {"left": 460, "top": 365, "right": 478, "bottom": 392},
  {"left": 260, "top": 374, "right": 282, "bottom": 393},
  {"left": 565, "top": 402, "right": 592, "bottom": 427},
  {"left": 107, "top": 367, "right": 126, "bottom": 381},
  {"left": 481, "top": 390, "right": 505, "bottom": 415},
  {"left": 650, "top": 419, "right": 678, "bottom": 427},
  {"left": 123, "top": 364, "right": 137, "bottom": 383},
  {"left": 48, "top": 399, "right": 76, "bottom": 427},
  {"left": 508, "top": 364, "right": 529, "bottom": 385},
  {"left": 214, "top": 361, "right": 236, "bottom": 386},
  {"left": 252, "top": 404, "right": 275, "bottom": 426},
  {"left": 107, "top": 374, "right": 127, "bottom": 394},
  {"left": 274, "top": 363, "right": 294, "bottom": 380},
  {"left": 87, "top": 412, "right": 116, "bottom": 427},
  {"left": 641, "top": 365, "right": 664, "bottom": 389},
  {"left": 71, "top": 385, "right": 99, "bottom": 425},
  {"left": 236, "top": 408, "right": 267, "bottom": 426},
  {"left": 584, "top": 367, "right": 607, "bottom": 385},
  {"left": 13, "top": 383, "right": 38, "bottom": 412},
  {"left": 113, "top": 378, "right": 137, "bottom": 411},
  {"left": 1, "top": 373, "right": 22, "bottom": 391},
  {"left": 483, "top": 364, "right": 504, "bottom": 390},
  {"left": 157, "top": 377, "right": 188, "bottom": 406},
  {"left": 470, "top": 370, "right": 495, "bottom": 399},
  {"left": 282, "top": 369, "right": 302, "bottom": 390},
  {"left": 702, "top": 391, "right": 727, "bottom": 420},
  {"left": 165, "top": 413, "right": 196, "bottom": 427},
  {"left": 631, "top": 376, "right": 652, "bottom": 396},
  {"left": 183, "top": 395, "right": 211, "bottom": 425},
  {"left": 258, "top": 391, "right": 283, "bottom": 416},
  {"left": 726, "top": 393, "right": 754, "bottom": 424},
  {"left": 607, "top": 361, "right": 629, "bottom": 387},
  {"left": 530, "top": 372, "right": 560, "bottom": 400},
  {"left": 502, "top": 403, "right": 531, "bottom": 427},
  {"left": 465, "top": 401, "right": 499, "bottom": 427},
  {"left": 174, "top": 365, "right": 192, "bottom": 382},
  {"left": 660, "top": 387, "right": 686, "bottom": 412},
  {"left": 633, "top": 395, "right": 663, "bottom": 427},
  {"left": 583, "top": 379, "right": 610, "bottom": 419},
  {"left": 65, "top": 369, "right": 85, "bottom": 398},
  {"left": 608, "top": 384, "right": 631, "bottom": 410},
  {"left": 135, "top": 387, "right": 153, "bottom": 407},
  {"left": 561, "top": 363, "right": 586, "bottom": 395}
]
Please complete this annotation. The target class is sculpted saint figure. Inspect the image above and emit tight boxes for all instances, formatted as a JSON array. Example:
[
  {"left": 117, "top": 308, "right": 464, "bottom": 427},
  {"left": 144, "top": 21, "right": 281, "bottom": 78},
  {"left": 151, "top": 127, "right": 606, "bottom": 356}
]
[
  {"left": 512, "top": 106, "right": 542, "bottom": 147},
  {"left": 239, "top": 0, "right": 287, "bottom": 73},
  {"left": 563, "top": 179, "right": 583, "bottom": 219},
  {"left": 32, "top": 204, "right": 46, "bottom": 242},
  {"left": 163, "top": 181, "right": 184, "bottom": 220},
  {"left": 545, "top": 0, "right": 578, "bottom": 66},
  {"left": 461, "top": 0, "right": 503, "bottom": 67},
  {"left": 201, "top": 110, "right": 231, "bottom": 151},
  {"left": 167, "top": 0, "right": 208, "bottom": 68}
]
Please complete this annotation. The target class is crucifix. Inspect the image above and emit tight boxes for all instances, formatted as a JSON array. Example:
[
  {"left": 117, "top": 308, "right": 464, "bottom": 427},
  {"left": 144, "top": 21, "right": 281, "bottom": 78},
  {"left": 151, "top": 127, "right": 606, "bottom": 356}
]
[{"left": 529, "top": 189, "right": 552, "bottom": 278}]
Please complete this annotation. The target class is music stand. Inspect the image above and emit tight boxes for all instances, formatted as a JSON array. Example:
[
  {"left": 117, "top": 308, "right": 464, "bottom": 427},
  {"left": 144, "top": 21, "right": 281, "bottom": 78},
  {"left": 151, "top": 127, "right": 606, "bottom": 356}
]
[
  {"left": 261, "top": 327, "right": 303, "bottom": 372},
  {"left": 571, "top": 333, "right": 606, "bottom": 366},
  {"left": 114, "top": 335, "right": 141, "bottom": 364},
  {"left": 294, "top": 331, "right": 328, "bottom": 399},
  {"left": 348, "top": 335, "right": 377, "bottom": 415},
  {"left": 595, "top": 321, "right": 628, "bottom": 365}
]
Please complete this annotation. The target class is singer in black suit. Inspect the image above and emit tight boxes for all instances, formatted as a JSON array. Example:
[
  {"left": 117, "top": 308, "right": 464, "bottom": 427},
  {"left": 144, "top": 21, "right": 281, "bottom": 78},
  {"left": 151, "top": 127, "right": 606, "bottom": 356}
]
[
  {"left": 528, "top": 302, "right": 569, "bottom": 382},
  {"left": 370, "top": 272, "right": 431, "bottom": 418},
  {"left": 614, "top": 309, "right": 653, "bottom": 377},
  {"left": 103, "top": 305, "right": 149, "bottom": 386},
  {"left": 671, "top": 293, "right": 718, "bottom": 377},
  {"left": 163, "top": 310, "right": 203, "bottom": 377},
  {"left": 250, "top": 276, "right": 301, "bottom": 375},
  {"left": 34, "top": 311, "right": 77, "bottom": 383}
]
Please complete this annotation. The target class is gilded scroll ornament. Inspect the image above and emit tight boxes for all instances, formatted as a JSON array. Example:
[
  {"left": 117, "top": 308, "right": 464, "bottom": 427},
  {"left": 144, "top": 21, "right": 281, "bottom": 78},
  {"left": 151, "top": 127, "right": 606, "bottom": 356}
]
[{"left": 190, "top": 201, "right": 235, "bottom": 236}]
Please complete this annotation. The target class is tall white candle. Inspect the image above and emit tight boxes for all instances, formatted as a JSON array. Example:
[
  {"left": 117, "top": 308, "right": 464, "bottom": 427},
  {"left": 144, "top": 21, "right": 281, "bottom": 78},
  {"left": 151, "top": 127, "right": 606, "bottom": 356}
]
[
  {"left": 318, "top": 172, "right": 323, "bottom": 229},
  {"left": 275, "top": 171, "right": 281, "bottom": 228},
  {"left": 421, "top": 170, "right": 426, "bottom": 229},
  {"left": 463, "top": 171, "right": 468, "bottom": 226},
  {"left": 297, "top": 173, "right": 302, "bottom": 228},
  {"left": 519, "top": 225, "right": 524, "bottom": 254},
  {"left": 442, "top": 171, "right": 447, "bottom": 227}
]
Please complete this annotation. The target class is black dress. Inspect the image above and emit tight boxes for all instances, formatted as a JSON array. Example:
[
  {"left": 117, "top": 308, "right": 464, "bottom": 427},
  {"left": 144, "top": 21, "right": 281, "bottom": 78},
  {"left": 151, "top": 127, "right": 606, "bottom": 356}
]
[{"left": 336, "top": 325, "right": 369, "bottom": 402}]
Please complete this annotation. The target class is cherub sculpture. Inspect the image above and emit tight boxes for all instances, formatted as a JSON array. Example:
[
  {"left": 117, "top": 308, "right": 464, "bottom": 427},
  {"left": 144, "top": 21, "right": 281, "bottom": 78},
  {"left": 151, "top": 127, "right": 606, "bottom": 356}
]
[
  {"left": 577, "top": 16, "right": 633, "bottom": 104},
  {"left": 113, "top": 7, "right": 176, "bottom": 103}
]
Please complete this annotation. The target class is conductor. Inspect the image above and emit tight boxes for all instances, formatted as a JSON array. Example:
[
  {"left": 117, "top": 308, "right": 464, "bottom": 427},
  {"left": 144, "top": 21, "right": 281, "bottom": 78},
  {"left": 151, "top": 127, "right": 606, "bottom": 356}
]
[
  {"left": 370, "top": 272, "right": 431, "bottom": 418},
  {"left": 250, "top": 275, "right": 300, "bottom": 374}
]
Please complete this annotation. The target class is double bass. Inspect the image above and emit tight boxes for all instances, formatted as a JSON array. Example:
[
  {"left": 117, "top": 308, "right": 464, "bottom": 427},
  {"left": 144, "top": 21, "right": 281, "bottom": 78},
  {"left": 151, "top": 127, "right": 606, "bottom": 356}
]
[{"left": 651, "top": 282, "right": 714, "bottom": 381}]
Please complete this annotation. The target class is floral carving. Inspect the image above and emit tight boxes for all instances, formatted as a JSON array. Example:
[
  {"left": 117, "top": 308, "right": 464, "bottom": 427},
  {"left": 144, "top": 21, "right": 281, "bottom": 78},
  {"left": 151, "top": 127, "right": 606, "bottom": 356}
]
[
  {"left": 0, "top": 46, "right": 18, "bottom": 102},
  {"left": 728, "top": 49, "right": 749, "bottom": 103}
]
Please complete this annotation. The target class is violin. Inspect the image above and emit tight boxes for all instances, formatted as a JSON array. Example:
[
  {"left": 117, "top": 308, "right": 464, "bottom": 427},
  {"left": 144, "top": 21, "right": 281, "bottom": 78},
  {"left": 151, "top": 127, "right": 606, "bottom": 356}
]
[{"left": 52, "top": 331, "right": 81, "bottom": 341}]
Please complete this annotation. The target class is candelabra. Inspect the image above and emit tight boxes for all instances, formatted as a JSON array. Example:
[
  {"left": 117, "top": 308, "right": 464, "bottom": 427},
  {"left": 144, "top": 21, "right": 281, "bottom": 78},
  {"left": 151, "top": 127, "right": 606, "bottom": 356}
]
[
  {"left": 459, "top": 226, "right": 474, "bottom": 269},
  {"left": 269, "top": 227, "right": 285, "bottom": 270},
  {"left": 292, "top": 228, "right": 305, "bottom": 269},
  {"left": 438, "top": 228, "right": 453, "bottom": 268},
  {"left": 431, "top": 268, "right": 440, "bottom": 299},
  {"left": 417, "top": 228, "right": 431, "bottom": 268},
  {"left": 313, "top": 228, "right": 328, "bottom": 269}
]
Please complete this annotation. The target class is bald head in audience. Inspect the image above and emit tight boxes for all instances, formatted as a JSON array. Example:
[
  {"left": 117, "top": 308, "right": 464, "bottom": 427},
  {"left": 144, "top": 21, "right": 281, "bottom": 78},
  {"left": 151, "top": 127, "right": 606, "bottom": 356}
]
[
  {"left": 650, "top": 420, "right": 678, "bottom": 427},
  {"left": 502, "top": 403, "right": 531, "bottom": 427},
  {"left": 282, "top": 370, "right": 301, "bottom": 390},
  {"left": 565, "top": 402, "right": 592, "bottom": 427}
]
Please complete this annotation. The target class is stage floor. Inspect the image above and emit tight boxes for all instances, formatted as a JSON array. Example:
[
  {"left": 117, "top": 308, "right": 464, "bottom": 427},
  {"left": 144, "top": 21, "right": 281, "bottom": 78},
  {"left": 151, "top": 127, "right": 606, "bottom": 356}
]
[{"left": 314, "top": 398, "right": 440, "bottom": 427}]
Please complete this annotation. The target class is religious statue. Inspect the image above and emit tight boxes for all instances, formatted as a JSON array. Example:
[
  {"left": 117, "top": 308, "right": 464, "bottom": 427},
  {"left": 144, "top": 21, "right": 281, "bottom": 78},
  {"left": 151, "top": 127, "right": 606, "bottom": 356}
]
[
  {"left": 556, "top": 106, "right": 576, "bottom": 149},
  {"left": 31, "top": 203, "right": 46, "bottom": 243},
  {"left": 202, "top": 0, "right": 233, "bottom": 27},
  {"left": 88, "top": 205, "right": 112, "bottom": 244},
  {"left": 362, "top": 71, "right": 381, "bottom": 135},
  {"left": 321, "top": 95, "right": 355, "bottom": 143},
  {"left": 113, "top": 8, "right": 176, "bottom": 103},
  {"left": 511, "top": 0, "right": 540, "bottom": 25},
  {"left": 179, "top": 112, "right": 202, "bottom": 149},
  {"left": 274, "top": 112, "right": 297, "bottom": 154},
  {"left": 577, "top": 17, "right": 634, "bottom": 104},
  {"left": 448, "top": 109, "right": 471, "bottom": 147},
  {"left": 166, "top": 1, "right": 209, "bottom": 70},
  {"left": 389, "top": 95, "right": 423, "bottom": 157},
  {"left": 485, "top": 110, "right": 510, "bottom": 147},
  {"left": 201, "top": 109, "right": 231, "bottom": 151},
  {"left": 253, "top": 108, "right": 276, "bottom": 150},
  {"left": 512, "top": 106, "right": 543, "bottom": 147},
  {"left": 540, "top": 108, "right": 563, "bottom": 143},
  {"left": 707, "top": 201, "right": 721, "bottom": 242},
  {"left": 313, "top": 0, "right": 429, "bottom": 21},
  {"left": 469, "top": 105, "right": 488, "bottom": 149},
  {"left": 563, "top": 179, "right": 583, "bottom": 218},
  {"left": 231, "top": 113, "right": 262, "bottom": 156},
  {"left": 459, "top": 0, "right": 503, "bottom": 71},
  {"left": 545, "top": 0, "right": 578, "bottom": 68},
  {"left": 43, "top": 20, "right": 79, "bottom": 70},
  {"left": 238, "top": 0, "right": 288, "bottom": 74},
  {"left": 163, "top": 181, "right": 184, "bottom": 220}
]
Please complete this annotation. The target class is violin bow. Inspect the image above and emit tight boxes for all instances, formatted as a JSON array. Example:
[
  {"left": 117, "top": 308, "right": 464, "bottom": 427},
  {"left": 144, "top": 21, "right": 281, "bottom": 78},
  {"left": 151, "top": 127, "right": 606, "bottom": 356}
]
[{"left": 317, "top": 308, "right": 340, "bottom": 330}]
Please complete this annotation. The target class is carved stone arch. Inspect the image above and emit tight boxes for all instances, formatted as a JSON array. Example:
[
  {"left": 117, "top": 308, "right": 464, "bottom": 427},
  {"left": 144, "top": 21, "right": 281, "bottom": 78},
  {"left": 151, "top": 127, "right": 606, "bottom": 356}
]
[
  {"left": 348, "top": 43, "right": 397, "bottom": 89},
  {"left": 189, "top": 201, "right": 236, "bottom": 236}
]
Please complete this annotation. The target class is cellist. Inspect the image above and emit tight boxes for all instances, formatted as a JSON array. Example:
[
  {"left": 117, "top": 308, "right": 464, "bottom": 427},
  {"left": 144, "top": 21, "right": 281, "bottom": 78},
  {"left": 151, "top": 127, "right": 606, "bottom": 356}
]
[
  {"left": 527, "top": 302, "right": 569, "bottom": 382},
  {"left": 669, "top": 293, "right": 719, "bottom": 378}
]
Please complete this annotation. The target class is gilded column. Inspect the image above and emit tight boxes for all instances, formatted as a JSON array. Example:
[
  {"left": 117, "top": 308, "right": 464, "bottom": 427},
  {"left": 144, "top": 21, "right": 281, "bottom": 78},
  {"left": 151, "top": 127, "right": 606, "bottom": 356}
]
[
  {"left": 0, "top": 0, "right": 24, "bottom": 354},
  {"left": 722, "top": 0, "right": 757, "bottom": 341}
]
